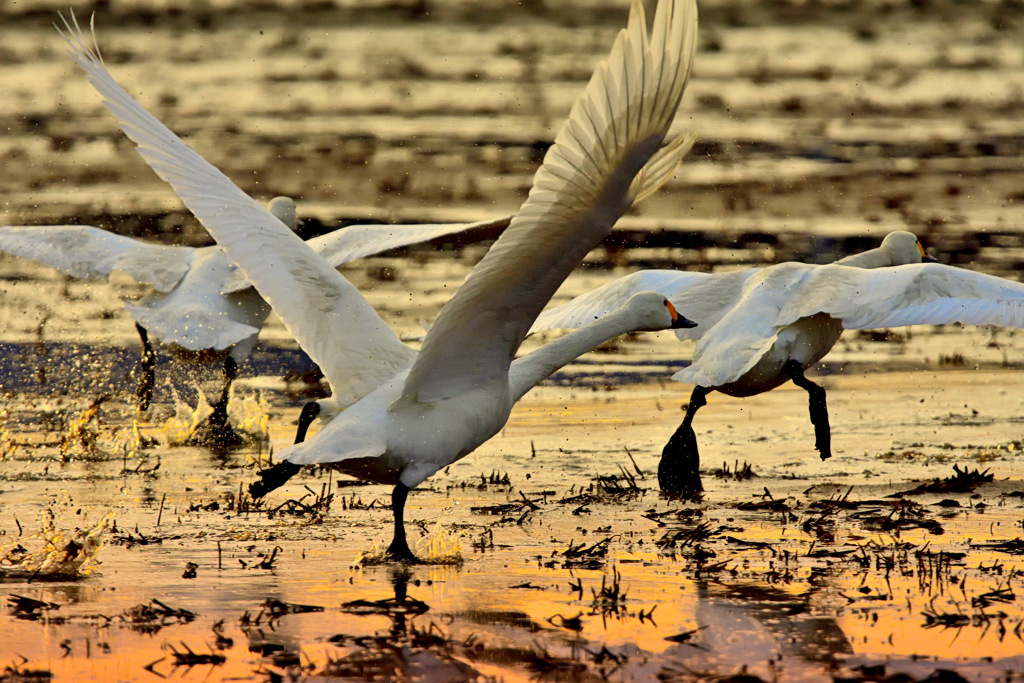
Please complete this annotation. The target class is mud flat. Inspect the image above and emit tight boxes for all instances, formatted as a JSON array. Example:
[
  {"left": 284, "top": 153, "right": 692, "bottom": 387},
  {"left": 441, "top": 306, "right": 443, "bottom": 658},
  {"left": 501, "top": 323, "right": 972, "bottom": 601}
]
[{"left": 0, "top": 0, "right": 1023, "bottom": 272}]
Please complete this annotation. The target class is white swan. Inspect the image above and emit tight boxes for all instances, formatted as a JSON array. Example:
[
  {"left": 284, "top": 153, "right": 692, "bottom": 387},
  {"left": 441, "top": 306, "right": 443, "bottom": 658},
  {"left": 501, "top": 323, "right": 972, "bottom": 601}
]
[
  {"left": 58, "top": 0, "right": 698, "bottom": 559},
  {"left": 0, "top": 197, "right": 508, "bottom": 411},
  {"left": 532, "top": 230, "right": 1024, "bottom": 494}
]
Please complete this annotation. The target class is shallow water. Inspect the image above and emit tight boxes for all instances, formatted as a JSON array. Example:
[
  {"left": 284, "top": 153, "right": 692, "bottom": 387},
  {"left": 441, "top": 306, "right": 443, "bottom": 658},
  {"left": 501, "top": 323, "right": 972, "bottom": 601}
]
[
  {"left": 2, "top": 256, "right": 1024, "bottom": 681},
  {"left": 2, "top": 0, "right": 1024, "bottom": 679}
]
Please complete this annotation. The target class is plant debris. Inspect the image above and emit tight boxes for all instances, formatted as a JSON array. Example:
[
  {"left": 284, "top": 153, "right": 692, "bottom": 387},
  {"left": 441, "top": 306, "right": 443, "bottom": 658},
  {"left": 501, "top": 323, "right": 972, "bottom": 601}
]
[{"left": 898, "top": 464, "right": 995, "bottom": 495}]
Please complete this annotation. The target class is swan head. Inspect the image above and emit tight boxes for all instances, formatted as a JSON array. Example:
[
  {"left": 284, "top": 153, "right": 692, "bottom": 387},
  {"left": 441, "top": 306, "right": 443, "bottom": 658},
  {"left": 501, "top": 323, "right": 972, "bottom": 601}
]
[
  {"left": 623, "top": 291, "right": 698, "bottom": 331},
  {"left": 268, "top": 196, "right": 299, "bottom": 232},
  {"left": 880, "top": 231, "right": 937, "bottom": 265}
]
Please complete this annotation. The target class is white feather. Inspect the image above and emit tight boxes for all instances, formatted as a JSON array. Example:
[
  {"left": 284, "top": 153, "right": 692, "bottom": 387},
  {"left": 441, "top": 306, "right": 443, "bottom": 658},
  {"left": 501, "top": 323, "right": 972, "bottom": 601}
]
[{"left": 0, "top": 224, "right": 193, "bottom": 293}]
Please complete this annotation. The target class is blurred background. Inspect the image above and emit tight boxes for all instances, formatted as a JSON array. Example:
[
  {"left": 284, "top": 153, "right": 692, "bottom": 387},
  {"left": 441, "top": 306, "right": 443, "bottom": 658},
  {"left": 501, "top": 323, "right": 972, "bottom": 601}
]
[{"left": 1, "top": 0, "right": 1023, "bottom": 270}]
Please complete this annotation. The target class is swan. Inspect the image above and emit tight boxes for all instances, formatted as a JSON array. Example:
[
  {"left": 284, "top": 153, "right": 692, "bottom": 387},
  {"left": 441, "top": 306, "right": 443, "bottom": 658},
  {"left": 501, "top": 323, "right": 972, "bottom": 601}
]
[
  {"left": 531, "top": 231, "right": 1024, "bottom": 495},
  {"left": 0, "top": 157, "right": 508, "bottom": 415},
  {"left": 57, "top": 0, "right": 699, "bottom": 559}
]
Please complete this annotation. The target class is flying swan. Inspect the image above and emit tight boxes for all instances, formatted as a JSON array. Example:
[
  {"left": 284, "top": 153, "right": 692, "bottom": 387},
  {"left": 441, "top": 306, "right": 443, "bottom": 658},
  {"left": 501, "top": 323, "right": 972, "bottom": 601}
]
[
  {"left": 531, "top": 230, "right": 1024, "bottom": 495},
  {"left": 59, "top": 0, "right": 700, "bottom": 560}
]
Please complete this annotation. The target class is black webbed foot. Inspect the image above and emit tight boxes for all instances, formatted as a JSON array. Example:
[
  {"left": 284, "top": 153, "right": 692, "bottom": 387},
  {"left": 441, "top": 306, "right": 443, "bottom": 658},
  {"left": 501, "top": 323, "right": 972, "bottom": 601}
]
[
  {"left": 186, "top": 357, "right": 243, "bottom": 449},
  {"left": 659, "top": 421, "right": 703, "bottom": 497},
  {"left": 134, "top": 323, "right": 156, "bottom": 412},
  {"left": 383, "top": 539, "right": 421, "bottom": 565},
  {"left": 658, "top": 386, "right": 708, "bottom": 496},
  {"left": 249, "top": 461, "right": 302, "bottom": 500}
]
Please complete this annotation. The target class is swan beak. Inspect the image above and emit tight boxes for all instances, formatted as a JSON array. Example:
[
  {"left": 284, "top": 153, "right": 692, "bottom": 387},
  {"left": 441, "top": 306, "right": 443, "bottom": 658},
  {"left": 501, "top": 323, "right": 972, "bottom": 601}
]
[
  {"left": 666, "top": 300, "right": 698, "bottom": 329},
  {"left": 918, "top": 241, "right": 938, "bottom": 263},
  {"left": 672, "top": 315, "right": 698, "bottom": 329}
]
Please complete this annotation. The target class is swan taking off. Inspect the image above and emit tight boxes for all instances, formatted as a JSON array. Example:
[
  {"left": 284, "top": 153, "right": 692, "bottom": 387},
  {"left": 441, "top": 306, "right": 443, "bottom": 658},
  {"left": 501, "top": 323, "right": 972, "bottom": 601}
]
[
  {"left": 0, "top": 197, "right": 508, "bottom": 412},
  {"left": 57, "top": 0, "right": 698, "bottom": 560},
  {"left": 532, "top": 231, "right": 1024, "bottom": 495}
]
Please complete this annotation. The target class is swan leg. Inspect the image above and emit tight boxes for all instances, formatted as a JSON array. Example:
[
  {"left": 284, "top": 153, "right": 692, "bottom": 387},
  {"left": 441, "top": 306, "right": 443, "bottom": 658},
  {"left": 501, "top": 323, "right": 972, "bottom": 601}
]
[
  {"left": 186, "top": 357, "right": 243, "bottom": 449},
  {"left": 784, "top": 360, "right": 832, "bottom": 460},
  {"left": 658, "top": 385, "right": 709, "bottom": 496},
  {"left": 208, "top": 357, "right": 238, "bottom": 429},
  {"left": 385, "top": 483, "right": 420, "bottom": 563},
  {"left": 293, "top": 401, "right": 321, "bottom": 444},
  {"left": 247, "top": 401, "right": 319, "bottom": 500},
  {"left": 134, "top": 323, "right": 155, "bottom": 411}
]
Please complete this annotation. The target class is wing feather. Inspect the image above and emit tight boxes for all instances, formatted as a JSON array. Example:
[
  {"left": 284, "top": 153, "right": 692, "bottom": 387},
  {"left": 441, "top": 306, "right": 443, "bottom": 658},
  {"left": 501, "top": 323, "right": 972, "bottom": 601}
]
[
  {"left": 124, "top": 301, "right": 259, "bottom": 352},
  {"left": 630, "top": 132, "right": 696, "bottom": 203},
  {"left": 310, "top": 215, "right": 512, "bottom": 270},
  {"left": 676, "top": 262, "right": 1024, "bottom": 388},
  {"left": 791, "top": 263, "right": 1024, "bottom": 330},
  {"left": 219, "top": 216, "right": 512, "bottom": 294},
  {"left": 58, "top": 14, "right": 414, "bottom": 406},
  {"left": 0, "top": 225, "right": 193, "bottom": 292},
  {"left": 401, "top": 0, "right": 698, "bottom": 403}
]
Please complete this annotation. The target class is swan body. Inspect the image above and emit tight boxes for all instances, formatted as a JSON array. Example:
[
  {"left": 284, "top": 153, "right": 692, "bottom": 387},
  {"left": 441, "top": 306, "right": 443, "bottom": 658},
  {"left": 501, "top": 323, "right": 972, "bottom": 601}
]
[
  {"left": 533, "top": 231, "right": 1024, "bottom": 494},
  {"left": 123, "top": 235, "right": 273, "bottom": 364},
  {"left": 0, "top": 211, "right": 274, "bottom": 362},
  {"left": 676, "top": 231, "right": 933, "bottom": 393},
  {"left": 59, "top": 0, "right": 699, "bottom": 558},
  {"left": 286, "top": 292, "right": 695, "bottom": 488}
]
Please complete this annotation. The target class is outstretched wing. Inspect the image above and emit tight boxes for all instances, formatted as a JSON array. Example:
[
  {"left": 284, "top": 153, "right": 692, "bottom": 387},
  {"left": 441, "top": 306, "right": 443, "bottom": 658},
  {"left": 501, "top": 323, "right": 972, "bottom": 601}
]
[
  {"left": 529, "top": 268, "right": 757, "bottom": 342},
  {"left": 401, "top": 0, "right": 698, "bottom": 403},
  {"left": 220, "top": 216, "right": 512, "bottom": 294},
  {"left": 124, "top": 301, "right": 260, "bottom": 351},
  {"left": 58, "top": 14, "right": 415, "bottom": 407},
  {"left": 677, "top": 262, "right": 1024, "bottom": 388},
  {"left": 786, "top": 262, "right": 1024, "bottom": 330},
  {"left": 0, "top": 224, "right": 193, "bottom": 292},
  {"left": 310, "top": 216, "right": 512, "bottom": 270}
]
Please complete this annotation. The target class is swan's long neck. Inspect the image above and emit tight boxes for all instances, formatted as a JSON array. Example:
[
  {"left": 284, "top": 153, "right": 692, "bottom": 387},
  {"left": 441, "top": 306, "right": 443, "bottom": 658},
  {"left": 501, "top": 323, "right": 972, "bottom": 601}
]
[
  {"left": 508, "top": 306, "right": 650, "bottom": 402},
  {"left": 834, "top": 245, "right": 894, "bottom": 269}
]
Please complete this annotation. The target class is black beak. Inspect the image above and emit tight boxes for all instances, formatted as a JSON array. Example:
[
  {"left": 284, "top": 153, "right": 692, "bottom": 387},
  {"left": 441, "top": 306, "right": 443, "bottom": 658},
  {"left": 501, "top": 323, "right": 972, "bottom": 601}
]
[
  {"left": 672, "top": 315, "right": 698, "bottom": 330},
  {"left": 922, "top": 254, "right": 938, "bottom": 263}
]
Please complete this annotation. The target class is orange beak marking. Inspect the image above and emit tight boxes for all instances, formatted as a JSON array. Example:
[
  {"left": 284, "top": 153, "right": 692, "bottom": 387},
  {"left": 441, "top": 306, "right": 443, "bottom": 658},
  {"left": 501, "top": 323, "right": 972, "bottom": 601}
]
[{"left": 666, "top": 299, "right": 680, "bottom": 323}]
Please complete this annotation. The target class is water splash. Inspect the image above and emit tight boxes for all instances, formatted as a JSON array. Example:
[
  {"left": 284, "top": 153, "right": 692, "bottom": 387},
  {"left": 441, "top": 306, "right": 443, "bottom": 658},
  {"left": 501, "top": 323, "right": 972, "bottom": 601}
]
[
  {"left": 58, "top": 398, "right": 106, "bottom": 461},
  {"left": 0, "top": 413, "right": 16, "bottom": 461},
  {"left": 162, "top": 389, "right": 270, "bottom": 448},
  {"left": 0, "top": 505, "right": 113, "bottom": 580},
  {"left": 357, "top": 522, "right": 464, "bottom": 566},
  {"left": 418, "top": 521, "right": 463, "bottom": 564},
  {"left": 232, "top": 391, "right": 270, "bottom": 440},
  {"left": 110, "top": 419, "right": 144, "bottom": 461},
  {"left": 161, "top": 389, "right": 213, "bottom": 446}
]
